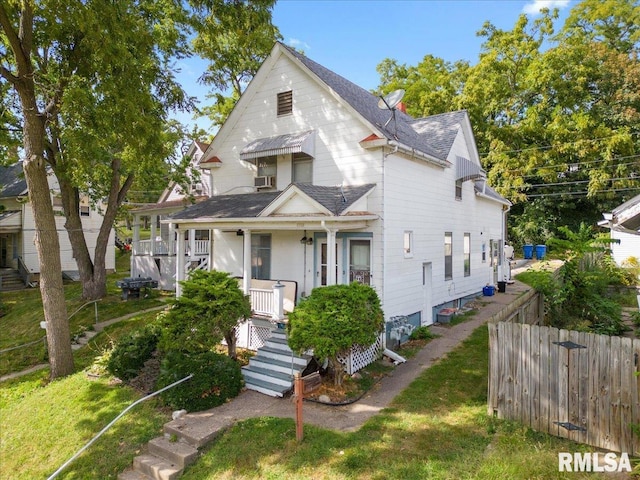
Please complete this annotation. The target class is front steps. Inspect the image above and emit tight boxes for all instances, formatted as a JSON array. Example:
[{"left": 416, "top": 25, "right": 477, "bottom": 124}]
[
  {"left": 242, "top": 327, "right": 310, "bottom": 397},
  {"left": 0, "top": 269, "right": 25, "bottom": 291}
]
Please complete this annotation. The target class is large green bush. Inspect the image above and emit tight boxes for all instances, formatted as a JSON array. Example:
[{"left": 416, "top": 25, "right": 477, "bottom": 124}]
[
  {"left": 287, "top": 282, "right": 384, "bottom": 386},
  {"left": 106, "top": 323, "right": 161, "bottom": 380},
  {"left": 156, "top": 350, "right": 244, "bottom": 411},
  {"left": 160, "top": 270, "right": 251, "bottom": 359}
]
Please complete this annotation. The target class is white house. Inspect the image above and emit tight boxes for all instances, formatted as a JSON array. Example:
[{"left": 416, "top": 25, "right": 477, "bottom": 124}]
[
  {"left": 600, "top": 194, "right": 640, "bottom": 267},
  {"left": 130, "top": 43, "right": 510, "bottom": 395},
  {"left": 0, "top": 161, "right": 115, "bottom": 290}
]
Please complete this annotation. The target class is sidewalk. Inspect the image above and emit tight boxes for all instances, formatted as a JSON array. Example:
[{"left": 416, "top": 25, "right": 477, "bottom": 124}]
[{"left": 165, "top": 279, "right": 532, "bottom": 443}]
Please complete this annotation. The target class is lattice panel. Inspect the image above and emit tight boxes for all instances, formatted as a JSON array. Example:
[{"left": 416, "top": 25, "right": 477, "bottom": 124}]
[
  {"left": 248, "top": 324, "right": 273, "bottom": 351},
  {"left": 336, "top": 334, "right": 384, "bottom": 375}
]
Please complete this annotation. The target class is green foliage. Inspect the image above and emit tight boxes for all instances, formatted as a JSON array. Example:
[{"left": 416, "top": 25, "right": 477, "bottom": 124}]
[
  {"left": 287, "top": 282, "right": 384, "bottom": 385},
  {"left": 156, "top": 350, "right": 243, "bottom": 412},
  {"left": 160, "top": 270, "right": 251, "bottom": 358},
  {"left": 409, "top": 326, "right": 436, "bottom": 341},
  {"left": 106, "top": 323, "right": 161, "bottom": 381}
]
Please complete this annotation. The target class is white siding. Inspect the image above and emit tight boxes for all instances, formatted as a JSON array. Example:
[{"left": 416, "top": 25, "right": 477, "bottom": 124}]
[{"left": 611, "top": 230, "right": 640, "bottom": 266}]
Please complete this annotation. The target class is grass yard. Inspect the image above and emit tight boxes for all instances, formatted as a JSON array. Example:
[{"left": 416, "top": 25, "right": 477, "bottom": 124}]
[
  {"left": 180, "top": 326, "right": 627, "bottom": 480},
  {"left": 0, "top": 250, "right": 167, "bottom": 376},
  {"left": 0, "top": 312, "right": 171, "bottom": 480}
]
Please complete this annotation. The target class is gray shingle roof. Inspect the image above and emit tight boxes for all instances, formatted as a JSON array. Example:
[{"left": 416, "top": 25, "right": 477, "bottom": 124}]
[
  {"left": 170, "top": 191, "right": 280, "bottom": 220},
  {"left": 294, "top": 183, "right": 375, "bottom": 215},
  {"left": 281, "top": 43, "right": 462, "bottom": 162},
  {"left": 0, "top": 162, "right": 27, "bottom": 198},
  {"left": 169, "top": 184, "right": 375, "bottom": 221}
]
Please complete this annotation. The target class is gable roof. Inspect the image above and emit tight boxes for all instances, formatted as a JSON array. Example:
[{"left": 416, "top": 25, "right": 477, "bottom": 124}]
[
  {"left": 280, "top": 43, "right": 464, "bottom": 163},
  {"left": 0, "top": 162, "right": 27, "bottom": 198},
  {"left": 169, "top": 184, "right": 376, "bottom": 222}
]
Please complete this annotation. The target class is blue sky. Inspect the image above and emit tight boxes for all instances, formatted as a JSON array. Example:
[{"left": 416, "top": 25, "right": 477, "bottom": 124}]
[{"left": 176, "top": 0, "right": 573, "bottom": 131}]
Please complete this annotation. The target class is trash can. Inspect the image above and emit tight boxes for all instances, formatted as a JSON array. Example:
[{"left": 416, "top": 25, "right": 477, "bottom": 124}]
[
  {"left": 535, "top": 244, "right": 547, "bottom": 260},
  {"left": 483, "top": 285, "right": 495, "bottom": 296},
  {"left": 523, "top": 244, "right": 534, "bottom": 259}
]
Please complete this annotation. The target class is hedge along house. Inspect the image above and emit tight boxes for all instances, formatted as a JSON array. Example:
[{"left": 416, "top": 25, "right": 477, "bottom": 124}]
[{"left": 132, "top": 42, "right": 510, "bottom": 394}]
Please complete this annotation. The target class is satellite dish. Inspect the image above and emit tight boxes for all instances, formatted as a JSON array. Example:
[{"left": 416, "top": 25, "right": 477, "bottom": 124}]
[{"left": 378, "top": 89, "right": 405, "bottom": 110}]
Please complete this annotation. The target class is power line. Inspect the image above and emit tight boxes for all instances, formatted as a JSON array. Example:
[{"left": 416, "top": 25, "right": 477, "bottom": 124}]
[
  {"left": 525, "top": 187, "right": 640, "bottom": 198},
  {"left": 492, "top": 155, "right": 640, "bottom": 176},
  {"left": 507, "top": 176, "right": 640, "bottom": 190}
]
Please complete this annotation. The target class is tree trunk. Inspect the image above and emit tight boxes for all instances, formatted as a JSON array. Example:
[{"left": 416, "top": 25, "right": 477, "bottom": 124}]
[
  {"left": 21, "top": 130, "right": 74, "bottom": 378},
  {"left": 225, "top": 329, "right": 237, "bottom": 360}
]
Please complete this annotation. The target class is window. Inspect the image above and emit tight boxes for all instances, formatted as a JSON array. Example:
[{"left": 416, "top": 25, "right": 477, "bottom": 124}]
[
  {"left": 482, "top": 242, "right": 486, "bottom": 263},
  {"left": 251, "top": 234, "right": 271, "bottom": 280},
  {"left": 277, "top": 91, "right": 293, "bottom": 116},
  {"left": 257, "top": 156, "right": 277, "bottom": 188},
  {"left": 464, "top": 233, "right": 471, "bottom": 277},
  {"left": 444, "top": 232, "right": 452, "bottom": 280},
  {"left": 349, "top": 239, "right": 371, "bottom": 285},
  {"left": 80, "top": 205, "right": 90, "bottom": 217},
  {"left": 403, "top": 231, "right": 413, "bottom": 258},
  {"left": 292, "top": 152, "right": 313, "bottom": 183},
  {"left": 455, "top": 179, "right": 462, "bottom": 199}
]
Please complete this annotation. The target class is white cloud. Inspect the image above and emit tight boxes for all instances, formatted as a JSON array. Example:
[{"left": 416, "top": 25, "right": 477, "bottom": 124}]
[
  {"left": 287, "top": 38, "right": 311, "bottom": 51},
  {"left": 523, "top": 0, "right": 570, "bottom": 15}
]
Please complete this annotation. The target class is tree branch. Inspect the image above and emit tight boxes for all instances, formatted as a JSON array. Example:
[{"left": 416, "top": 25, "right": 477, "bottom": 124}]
[
  {"left": 0, "top": 3, "right": 31, "bottom": 78},
  {"left": 0, "top": 64, "right": 19, "bottom": 84}
]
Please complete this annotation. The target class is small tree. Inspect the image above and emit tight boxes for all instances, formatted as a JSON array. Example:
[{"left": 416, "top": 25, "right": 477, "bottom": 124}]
[
  {"left": 160, "top": 270, "right": 251, "bottom": 359},
  {"left": 287, "top": 282, "right": 384, "bottom": 386}
]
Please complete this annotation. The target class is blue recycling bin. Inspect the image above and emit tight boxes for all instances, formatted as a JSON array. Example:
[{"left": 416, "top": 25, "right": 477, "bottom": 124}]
[
  {"left": 523, "top": 244, "right": 534, "bottom": 259},
  {"left": 483, "top": 285, "right": 495, "bottom": 296},
  {"left": 535, "top": 244, "right": 547, "bottom": 260}
]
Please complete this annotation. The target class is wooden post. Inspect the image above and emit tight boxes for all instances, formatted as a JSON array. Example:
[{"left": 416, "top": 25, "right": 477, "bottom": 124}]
[{"left": 294, "top": 372, "right": 304, "bottom": 442}]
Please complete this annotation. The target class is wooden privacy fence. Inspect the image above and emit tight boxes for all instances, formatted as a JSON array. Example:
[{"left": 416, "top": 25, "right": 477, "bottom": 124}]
[{"left": 488, "top": 322, "right": 640, "bottom": 454}]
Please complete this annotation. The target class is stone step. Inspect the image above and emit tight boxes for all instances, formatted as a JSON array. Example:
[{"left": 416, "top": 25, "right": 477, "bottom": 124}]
[
  {"left": 148, "top": 436, "right": 199, "bottom": 469},
  {"left": 164, "top": 416, "right": 228, "bottom": 449},
  {"left": 133, "top": 453, "right": 181, "bottom": 480},
  {"left": 243, "top": 377, "right": 291, "bottom": 397},
  {"left": 263, "top": 335, "right": 293, "bottom": 353},
  {"left": 241, "top": 365, "right": 293, "bottom": 388}
]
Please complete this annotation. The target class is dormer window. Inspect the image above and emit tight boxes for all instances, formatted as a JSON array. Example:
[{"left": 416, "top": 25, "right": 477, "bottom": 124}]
[{"left": 277, "top": 91, "right": 293, "bottom": 116}]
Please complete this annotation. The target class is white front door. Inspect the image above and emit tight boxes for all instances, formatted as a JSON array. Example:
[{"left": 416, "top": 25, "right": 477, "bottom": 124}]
[{"left": 423, "top": 262, "right": 433, "bottom": 325}]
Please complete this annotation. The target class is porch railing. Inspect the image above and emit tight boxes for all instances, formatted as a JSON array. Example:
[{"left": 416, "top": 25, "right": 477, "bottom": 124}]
[
  {"left": 250, "top": 288, "right": 274, "bottom": 317},
  {"left": 17, "top": 256, "right": 31, "bottom": 286},
  {"left": 135, "top": 239, "right": 209, "bottom": 257}
]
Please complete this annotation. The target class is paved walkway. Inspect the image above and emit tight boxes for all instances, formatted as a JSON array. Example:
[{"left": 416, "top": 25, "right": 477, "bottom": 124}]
[{"left": 165, "top": 278, "right": 533, "bottom": 442}]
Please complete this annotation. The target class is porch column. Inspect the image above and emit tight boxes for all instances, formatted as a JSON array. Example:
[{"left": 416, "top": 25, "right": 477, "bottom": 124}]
[
  {"left": 168, "top": 223, "right": 176, "bottom": 256},
  {"left": 189, "top": 228, "right": 196, "bottom": 260},
  {"left": 242, "top": 229, "right": 252, "bottom": 294},
  {"left": 176, "top": 228, "right": 186, "bottom": 297},
  {"left": 150, "top": 214, "right": 157, "bottom": 256},
  {"left": 326, "top": 228, "right": 337, "bottom": 286},
  {"left": 207, "top": 229, "right": 213, "bottom": 271},
  {"left": 132, "top": 213, "right": 140, "bottom": 255}
]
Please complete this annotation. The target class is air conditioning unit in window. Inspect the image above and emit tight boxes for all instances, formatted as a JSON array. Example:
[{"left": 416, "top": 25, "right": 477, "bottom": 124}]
[
  {"left": 254, "top": 176, "right": 275, "bottom": 188},
  {"left": 191, "top": 182, "right": 203, "bottom": 194}
]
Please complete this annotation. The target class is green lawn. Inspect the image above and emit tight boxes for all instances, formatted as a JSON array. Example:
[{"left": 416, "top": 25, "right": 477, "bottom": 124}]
[{"left": 0, "top": 249, "right": 167, "bottom": 376}]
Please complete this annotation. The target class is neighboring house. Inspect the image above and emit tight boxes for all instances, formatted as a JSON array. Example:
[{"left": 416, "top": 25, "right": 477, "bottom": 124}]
[
  {"left": 130, "top": 139, "right": 215, "bottom": 290},
  {"left": 132, "top": 41, "right": 511, "bottom": 326},
  {"left": 0, "top": 161, "right": 115, "bottom": 290},
  {"left": 600, "top": 194, "right": 640, "bottom": 267}
]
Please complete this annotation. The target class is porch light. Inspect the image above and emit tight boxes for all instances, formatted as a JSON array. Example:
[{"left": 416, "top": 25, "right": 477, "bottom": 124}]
[
  {"left": 236, "top": 229, "right": 244, "bottom": 236},
  {"left": 300, "top": 236, "right": 313, "bottom": 245}
]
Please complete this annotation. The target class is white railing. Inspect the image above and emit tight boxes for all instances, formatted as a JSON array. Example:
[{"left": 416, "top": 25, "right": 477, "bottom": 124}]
[
  {"left": 135, "top": 239, "right": 174, "bottom": 256},
  {"left": 193, "top": 240, "right": 209, "bottom": 256},
  {"left": 250, "top": 288, "right": 274, "bottom": 317}
]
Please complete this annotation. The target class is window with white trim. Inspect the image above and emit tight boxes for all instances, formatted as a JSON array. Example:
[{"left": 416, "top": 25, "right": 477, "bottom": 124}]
[
  {"left": 403, "top": 231, "right": 413, "bottom": 258},
  {"left": 444, "top": 232, "right": 453, "bottom": 280},
  {"left": 292, "top": 152, "right": 313, "bottom": 183},
  {"left": 464, "top": 233, "right": 471, "bottom": 277}
]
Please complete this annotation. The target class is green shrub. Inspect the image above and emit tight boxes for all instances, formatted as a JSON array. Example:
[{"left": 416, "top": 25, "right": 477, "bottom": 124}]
[
  {"left": 288, "top": 282, "right": 384, "bottom": 386},
  {"left": 106, "top": 323, "right": 161, "bottom": 380},
  {"left": 409, "top": 326, "right": 436, "bottom": 341},
  {"left": 156, "top": 350, "right": 243, "bottom": 411}
]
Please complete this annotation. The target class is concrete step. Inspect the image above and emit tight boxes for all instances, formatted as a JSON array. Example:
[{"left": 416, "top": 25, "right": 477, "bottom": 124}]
[
  {"left": 133, "top": 453, "right": 181, "bottom": 480},
  {"left": 263, "top": 335, "right": 293, "bottom": 353},
  {"left": 243, "top": 377, "right": 291, "bottom": 397},
  {"left": 118, "top": 469, "right": 153, "bottom": 480},
  {"left": 241, "top": 365, "right": 293, "bottom": 388},
  {"left": 148, "top": 436, "right": 199, "bottom": 469},
  {"left": 248, "top": 354, "right": 307, "bottom": 376}
]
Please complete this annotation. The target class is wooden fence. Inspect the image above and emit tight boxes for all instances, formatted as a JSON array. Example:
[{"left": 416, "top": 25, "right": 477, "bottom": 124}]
[{"left": 488, "top": 322, "right": 640, "bottom": 454}]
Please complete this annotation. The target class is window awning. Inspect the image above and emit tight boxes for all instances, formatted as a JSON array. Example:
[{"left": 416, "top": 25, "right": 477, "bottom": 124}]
[
  {"left": 240, "top": 130, "right": 315, "bottom": 162},
  {"left": 456, "top": 156, "right": 486, "bottom": 182}
]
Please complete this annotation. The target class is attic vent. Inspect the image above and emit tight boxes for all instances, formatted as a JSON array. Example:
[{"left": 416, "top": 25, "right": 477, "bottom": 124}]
[{"left": 277, "top": 91, "right": 293, "bottom": 116}]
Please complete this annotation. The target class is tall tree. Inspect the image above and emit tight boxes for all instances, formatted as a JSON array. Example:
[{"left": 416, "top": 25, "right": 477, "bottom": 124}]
[{"left": 193, "top": 0, "right": 281, "bottom": 126}]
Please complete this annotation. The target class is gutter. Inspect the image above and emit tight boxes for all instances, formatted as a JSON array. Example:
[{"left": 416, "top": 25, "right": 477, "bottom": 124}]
[{"left": 387, "top": 140, "right": 450, "bottom": 168}]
